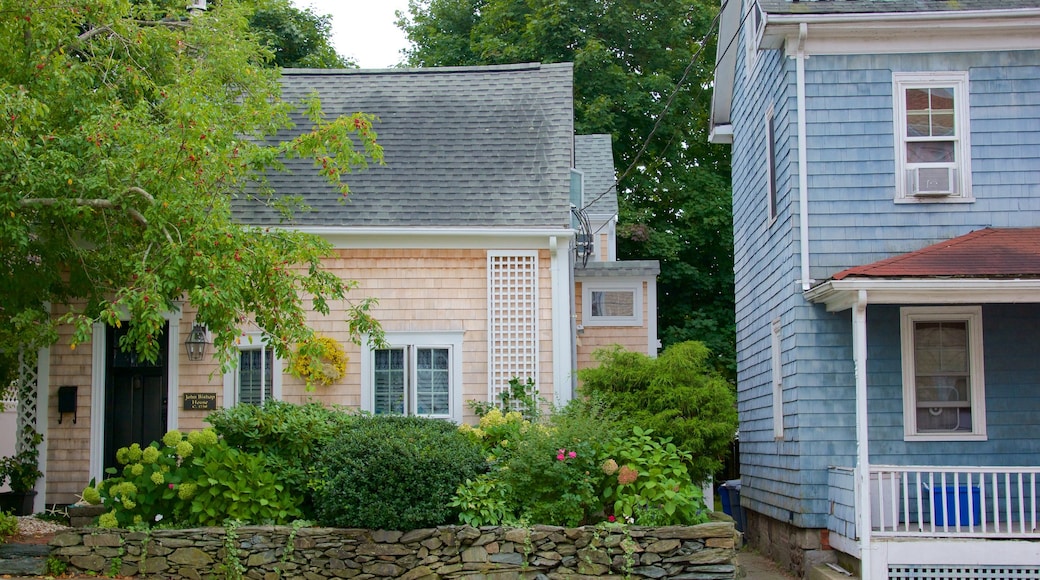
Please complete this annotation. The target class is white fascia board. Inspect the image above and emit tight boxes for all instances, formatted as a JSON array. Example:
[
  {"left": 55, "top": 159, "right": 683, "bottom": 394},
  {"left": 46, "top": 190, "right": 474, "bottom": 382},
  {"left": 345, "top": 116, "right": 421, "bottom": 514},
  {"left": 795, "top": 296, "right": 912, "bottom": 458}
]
[
  {"left": 709, "top": 123, "right": 733, "bottom": 145},
  {"left": 710, "top": 0, "right": 739, "bottom": 134},
  {"left": 766, "top": 10, "right": 1040, "bottom": 56},
  {"left": 276, "top": 226, "right": 575, "bottom": 250},
  {"left": 805, "top": 278, "right": 1040, "bottom": 312}
]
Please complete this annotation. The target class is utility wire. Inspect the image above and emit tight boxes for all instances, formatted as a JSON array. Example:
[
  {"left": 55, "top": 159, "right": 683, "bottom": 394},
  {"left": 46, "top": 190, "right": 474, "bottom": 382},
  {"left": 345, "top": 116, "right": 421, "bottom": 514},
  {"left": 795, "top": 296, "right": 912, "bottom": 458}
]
[{"left": 580, "top": 0, "right": 757, "bottom": 213}]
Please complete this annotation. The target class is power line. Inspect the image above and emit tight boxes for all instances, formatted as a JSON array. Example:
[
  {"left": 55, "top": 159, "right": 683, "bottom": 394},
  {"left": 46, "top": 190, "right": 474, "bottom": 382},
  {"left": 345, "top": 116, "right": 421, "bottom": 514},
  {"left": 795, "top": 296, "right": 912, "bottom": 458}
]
[{"left": 580, "top": 0, "right": 756, "bottom": 212}]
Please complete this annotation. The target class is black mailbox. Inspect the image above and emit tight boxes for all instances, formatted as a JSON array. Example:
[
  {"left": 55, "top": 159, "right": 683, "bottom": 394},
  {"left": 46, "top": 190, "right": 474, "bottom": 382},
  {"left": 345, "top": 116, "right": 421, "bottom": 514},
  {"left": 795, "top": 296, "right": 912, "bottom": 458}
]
[{"left": 58, "top": 385, "right": 77, "bottom": 424}]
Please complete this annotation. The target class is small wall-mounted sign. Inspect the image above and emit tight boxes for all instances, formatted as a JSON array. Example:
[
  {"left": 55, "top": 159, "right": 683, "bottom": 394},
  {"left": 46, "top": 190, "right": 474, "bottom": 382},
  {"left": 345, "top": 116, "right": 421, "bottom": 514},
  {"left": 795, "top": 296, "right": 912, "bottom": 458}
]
[{"left": 183, "top": 392, "right": 217, "bottom": 411}]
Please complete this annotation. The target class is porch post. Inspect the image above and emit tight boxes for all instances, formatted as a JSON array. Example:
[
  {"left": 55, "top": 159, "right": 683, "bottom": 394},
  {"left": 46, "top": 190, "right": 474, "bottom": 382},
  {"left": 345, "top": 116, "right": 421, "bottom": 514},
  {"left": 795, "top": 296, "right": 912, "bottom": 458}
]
[{"left": 853, "top": 291, "right": 872, "bottom": 575}]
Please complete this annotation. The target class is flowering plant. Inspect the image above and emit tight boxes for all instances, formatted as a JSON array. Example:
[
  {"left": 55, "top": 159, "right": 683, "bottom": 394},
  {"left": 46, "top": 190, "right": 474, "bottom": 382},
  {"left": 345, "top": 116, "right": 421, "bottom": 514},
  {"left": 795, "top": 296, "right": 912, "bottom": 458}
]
[
  {"left": 84, "top": 428, "right": 302, "bottom": 528},
  {"left": 85, "top": 429, "right": 218, "bottom": 528},
  {"left": 602, "top": 426, "right": 708, "bottom": 526}
]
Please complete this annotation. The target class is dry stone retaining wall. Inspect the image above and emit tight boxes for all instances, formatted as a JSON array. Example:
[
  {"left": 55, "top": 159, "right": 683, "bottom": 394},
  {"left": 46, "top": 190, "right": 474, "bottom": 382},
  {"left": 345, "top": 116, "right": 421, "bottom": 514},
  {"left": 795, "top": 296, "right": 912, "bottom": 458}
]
[{"left": 50, "top": 521, "right": 739, "bottom": 579}]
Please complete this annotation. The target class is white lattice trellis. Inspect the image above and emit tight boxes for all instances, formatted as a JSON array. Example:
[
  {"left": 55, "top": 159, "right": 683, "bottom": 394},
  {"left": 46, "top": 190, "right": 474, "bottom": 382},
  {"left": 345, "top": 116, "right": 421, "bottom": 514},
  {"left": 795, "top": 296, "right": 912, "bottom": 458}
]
[
  {"left": 487, "top": 252, "right": 539, "bottom": 405},
  {"left": 889, "top": 566, "right": 1040, "bottom": 580},
  {"left": 16, "top": 347, "right": 39, "bottom": 454}
]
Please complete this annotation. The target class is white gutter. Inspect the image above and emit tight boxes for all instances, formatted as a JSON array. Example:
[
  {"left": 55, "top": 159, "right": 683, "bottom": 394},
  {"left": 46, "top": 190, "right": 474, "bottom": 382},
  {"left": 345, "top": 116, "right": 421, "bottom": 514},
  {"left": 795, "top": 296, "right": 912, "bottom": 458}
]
[
  {"left": 276, "top": 226, "right": 576, "bottom": 250},
  {"left": 853, "top": 290, "right": 872, "bottom": 579},
  {"left": 767, "top": 8, "right": 1040, "bottom": 26},
  {"left": 795, "top": 23, "right": 812, "bottom": 291},
  {"left": 284, "top": 226, "right": 575, "bottom": 238}
]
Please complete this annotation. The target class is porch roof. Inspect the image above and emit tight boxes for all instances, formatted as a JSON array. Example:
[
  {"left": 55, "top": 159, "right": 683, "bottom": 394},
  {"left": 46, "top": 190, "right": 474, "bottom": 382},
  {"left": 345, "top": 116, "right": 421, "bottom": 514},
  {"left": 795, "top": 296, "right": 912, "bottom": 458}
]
[{"left": 805, "top": 227, "right": 1040, "bottom": 311}]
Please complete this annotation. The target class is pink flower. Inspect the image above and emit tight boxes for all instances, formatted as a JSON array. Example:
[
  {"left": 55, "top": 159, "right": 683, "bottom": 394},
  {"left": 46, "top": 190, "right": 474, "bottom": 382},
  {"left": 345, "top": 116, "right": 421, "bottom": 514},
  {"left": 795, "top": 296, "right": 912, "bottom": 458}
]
[
  {"left": 617, "top": 465, "right": 639, "bottom": 486},
  {"left": 557, "top": 453, "right": 565, "bottom": 461},
  {"left": 568, "top": 451, "right": 576, "bottom": 459},
  {"left": 558, "top": 449, "right": 565, "bottom": 455},
  {"left": 168, "top": 483, "right": 175, "bottom": 489}
]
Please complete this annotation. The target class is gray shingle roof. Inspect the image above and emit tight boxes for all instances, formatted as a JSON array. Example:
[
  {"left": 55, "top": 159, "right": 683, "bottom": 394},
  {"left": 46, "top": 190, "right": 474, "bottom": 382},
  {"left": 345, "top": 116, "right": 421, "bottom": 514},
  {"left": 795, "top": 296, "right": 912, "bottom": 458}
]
[
  {"left": 574, "top": 134, "right": 618, "bottom": 217},
  {"left": 234, "top": 63, "right": 575, "bottom": 229},
  {"left": 759, "top": 0, "right": 1040, "bottom": 15},
  {"left": 574, "top": 260, "right": 660, "bottom": 278}
]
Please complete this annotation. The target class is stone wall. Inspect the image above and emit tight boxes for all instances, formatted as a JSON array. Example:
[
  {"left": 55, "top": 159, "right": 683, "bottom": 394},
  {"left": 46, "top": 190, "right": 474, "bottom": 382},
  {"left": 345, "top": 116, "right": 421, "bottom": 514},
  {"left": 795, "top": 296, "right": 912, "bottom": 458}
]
[{"left": 50, "top": 521, "right": 739, "bottom": 579}]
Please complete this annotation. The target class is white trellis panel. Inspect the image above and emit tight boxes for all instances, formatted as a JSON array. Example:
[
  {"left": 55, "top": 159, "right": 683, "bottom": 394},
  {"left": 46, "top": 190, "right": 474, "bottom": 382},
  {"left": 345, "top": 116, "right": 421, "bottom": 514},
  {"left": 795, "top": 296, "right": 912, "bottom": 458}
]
[
  {"left": 16, "top": 347, "right": 39, "bottom": 454},
  {"left": 487, "top": 251, "right": 539, "bottom": 405}
]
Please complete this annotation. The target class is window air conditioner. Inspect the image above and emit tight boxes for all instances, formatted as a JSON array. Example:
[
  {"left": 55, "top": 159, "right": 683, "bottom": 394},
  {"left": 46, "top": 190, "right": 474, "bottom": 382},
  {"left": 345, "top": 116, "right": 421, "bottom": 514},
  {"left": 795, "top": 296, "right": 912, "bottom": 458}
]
[{"left": 909, "top": 167, "right": 956, "bottom": 197}]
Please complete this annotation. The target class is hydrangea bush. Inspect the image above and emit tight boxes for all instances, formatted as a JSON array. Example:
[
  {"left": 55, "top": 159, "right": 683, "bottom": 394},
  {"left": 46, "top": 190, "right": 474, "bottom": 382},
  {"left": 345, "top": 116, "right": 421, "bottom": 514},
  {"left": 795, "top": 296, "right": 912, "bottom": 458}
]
[{"left": 85, "top": 428, "right": 302, "bottom": 528}]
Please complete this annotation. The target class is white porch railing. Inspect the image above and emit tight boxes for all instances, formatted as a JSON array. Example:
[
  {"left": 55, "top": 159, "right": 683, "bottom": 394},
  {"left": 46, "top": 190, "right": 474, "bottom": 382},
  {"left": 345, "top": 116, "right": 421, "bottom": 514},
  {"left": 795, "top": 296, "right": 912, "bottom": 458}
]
[{"left": 870, "top": 465, "right": 1040, "bottom": 539}]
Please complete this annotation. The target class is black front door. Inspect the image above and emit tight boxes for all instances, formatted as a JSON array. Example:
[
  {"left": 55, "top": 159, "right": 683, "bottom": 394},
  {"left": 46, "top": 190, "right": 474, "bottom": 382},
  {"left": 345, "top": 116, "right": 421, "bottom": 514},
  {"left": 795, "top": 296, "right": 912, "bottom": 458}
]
[{"left": 104, "top": 323, "right": 169, "bottom": 472}]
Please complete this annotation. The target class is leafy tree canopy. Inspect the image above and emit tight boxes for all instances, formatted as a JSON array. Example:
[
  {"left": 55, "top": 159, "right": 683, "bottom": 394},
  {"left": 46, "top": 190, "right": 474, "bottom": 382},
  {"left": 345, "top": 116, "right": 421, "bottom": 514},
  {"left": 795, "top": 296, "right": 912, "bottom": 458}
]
[
  {"left": 250, "top": 0, "right": 352, "bottom": 68},
  {"left": 399, "top": 0, "right": 735, "bottom": 378},
  {"left": 1, "top": 0, "right": 382, "bottom": 368}
]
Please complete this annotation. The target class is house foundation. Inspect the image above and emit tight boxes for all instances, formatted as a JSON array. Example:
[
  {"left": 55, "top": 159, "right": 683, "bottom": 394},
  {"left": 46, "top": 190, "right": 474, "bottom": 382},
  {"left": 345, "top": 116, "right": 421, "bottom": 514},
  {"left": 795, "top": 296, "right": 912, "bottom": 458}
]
[{"left": 743, "top": 510, "right": 836, "bottom": 579}]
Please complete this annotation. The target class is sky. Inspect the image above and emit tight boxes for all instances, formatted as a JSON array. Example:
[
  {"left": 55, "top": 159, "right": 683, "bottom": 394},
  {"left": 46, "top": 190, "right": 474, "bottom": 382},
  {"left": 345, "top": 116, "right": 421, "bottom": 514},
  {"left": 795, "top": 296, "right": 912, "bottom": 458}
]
[{"left": 292, "top": 0, "right": 413, "bottom": 68}]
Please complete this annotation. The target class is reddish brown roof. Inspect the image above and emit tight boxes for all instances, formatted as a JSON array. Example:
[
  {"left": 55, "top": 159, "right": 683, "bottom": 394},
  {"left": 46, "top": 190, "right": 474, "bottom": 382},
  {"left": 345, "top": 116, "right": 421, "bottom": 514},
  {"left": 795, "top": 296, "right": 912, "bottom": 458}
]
[{"left": 831, "top": 227, "right": 1040, "bottom": 280}]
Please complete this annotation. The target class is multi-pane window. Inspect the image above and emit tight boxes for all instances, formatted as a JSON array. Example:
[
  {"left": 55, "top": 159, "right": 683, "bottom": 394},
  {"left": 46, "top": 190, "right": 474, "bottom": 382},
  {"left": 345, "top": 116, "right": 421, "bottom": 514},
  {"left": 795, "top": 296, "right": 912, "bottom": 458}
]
[
  {"left": 238, "top": 347, "right": 274, "bottom": 405},
  {"left": 900, "top": 307, "right": 986, "bottom": 440},
  {"left": 373, "top": 347, "right": 451, "bottom": 417},
  {"left": 893, "top": 72, "right": 971, "bottom": 201},
  {"left": 363, "top": 331, "right": 462, "bottom": 421},
  {"left": 223, "top": 332, "right": 280, "bottom": 407}
]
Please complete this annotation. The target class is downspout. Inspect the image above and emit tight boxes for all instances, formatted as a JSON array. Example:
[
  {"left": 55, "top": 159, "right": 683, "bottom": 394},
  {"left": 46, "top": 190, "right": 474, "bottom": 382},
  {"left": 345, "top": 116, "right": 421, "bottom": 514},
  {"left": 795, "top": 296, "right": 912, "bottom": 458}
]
[
  {"left": 853, "top": 290, "right": 872, "bottom": 576},
  {"left": 548, "top": 236, "right": 573, "bottom": 406},
  {"left": 796, "top": 23, "right": 813, "bottom": 291}
]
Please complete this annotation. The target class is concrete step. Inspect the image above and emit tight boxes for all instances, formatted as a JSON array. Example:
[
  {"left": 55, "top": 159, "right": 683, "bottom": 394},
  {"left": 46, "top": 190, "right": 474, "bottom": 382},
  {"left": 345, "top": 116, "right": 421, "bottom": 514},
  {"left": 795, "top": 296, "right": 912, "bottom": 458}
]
[
  {"left": 808, "top": 562, "right": 857, "bottom": 580},
  {"left": 0, "top": 543, "right": 51, "bottom": 576}
]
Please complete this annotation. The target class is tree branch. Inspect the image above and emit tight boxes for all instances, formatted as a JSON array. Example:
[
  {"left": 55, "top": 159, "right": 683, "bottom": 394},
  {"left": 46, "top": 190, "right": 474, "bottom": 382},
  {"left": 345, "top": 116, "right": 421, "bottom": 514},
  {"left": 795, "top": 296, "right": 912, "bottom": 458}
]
[{"left": 19, "top": 198, "right": 148, "bottom": 227}]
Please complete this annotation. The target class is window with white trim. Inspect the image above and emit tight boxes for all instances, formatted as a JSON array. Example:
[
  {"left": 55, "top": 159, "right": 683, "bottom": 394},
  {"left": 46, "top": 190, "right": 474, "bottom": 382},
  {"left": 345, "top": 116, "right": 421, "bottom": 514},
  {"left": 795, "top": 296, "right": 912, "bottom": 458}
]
[
  {"left": 893, "top": 72, "right": 972, "bottom": 202},
  {"left": 223, "top": 333, "right": 281, "bottom": 406},
  {"left": 362, "top": 332, "right": 462, "bottom": 421},
  {"left": 900, "top": 307, "right": 986, "bottom": 441},
  {"left": 582, "top": 282, "right": 643, "bottom": 327}
]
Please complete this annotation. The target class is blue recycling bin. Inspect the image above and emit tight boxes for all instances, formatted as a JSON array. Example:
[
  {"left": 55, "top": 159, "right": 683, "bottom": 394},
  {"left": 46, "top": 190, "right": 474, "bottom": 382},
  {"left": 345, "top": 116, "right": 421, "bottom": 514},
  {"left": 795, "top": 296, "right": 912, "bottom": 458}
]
[
  {"left": 719, "top": 479, "right": 745, "bottom": 532},
  {"left": 928, "top": 485, "right": 980, "bottom": 526}
]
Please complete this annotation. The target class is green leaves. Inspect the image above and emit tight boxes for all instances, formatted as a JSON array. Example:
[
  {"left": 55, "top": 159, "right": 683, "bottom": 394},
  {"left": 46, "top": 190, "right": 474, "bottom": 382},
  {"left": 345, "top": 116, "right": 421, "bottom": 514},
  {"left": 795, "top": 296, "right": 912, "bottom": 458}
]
[
  {"left": 400, "top": 0, "right": 735, "bottom": 380},
  {"left": 577, "top": 341, "right": 738, "bottom": 483},
  {"left": 0, "top": 0, "right": 381, "bottom": 364}
]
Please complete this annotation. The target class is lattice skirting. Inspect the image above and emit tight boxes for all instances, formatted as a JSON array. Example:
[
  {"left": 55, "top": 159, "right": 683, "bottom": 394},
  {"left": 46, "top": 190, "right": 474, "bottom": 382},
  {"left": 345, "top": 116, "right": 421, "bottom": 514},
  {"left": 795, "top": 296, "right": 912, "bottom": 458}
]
[{"left": 889, "top": 565, "right": 1040, "bottom": 579}]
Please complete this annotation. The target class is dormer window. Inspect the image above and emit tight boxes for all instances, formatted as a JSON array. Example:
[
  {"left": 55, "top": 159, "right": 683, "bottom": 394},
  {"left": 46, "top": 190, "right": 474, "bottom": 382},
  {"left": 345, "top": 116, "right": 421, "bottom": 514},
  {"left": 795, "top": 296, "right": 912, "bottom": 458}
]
[{"left": 893, "top": 72, "right": 972, "bottom": 202}]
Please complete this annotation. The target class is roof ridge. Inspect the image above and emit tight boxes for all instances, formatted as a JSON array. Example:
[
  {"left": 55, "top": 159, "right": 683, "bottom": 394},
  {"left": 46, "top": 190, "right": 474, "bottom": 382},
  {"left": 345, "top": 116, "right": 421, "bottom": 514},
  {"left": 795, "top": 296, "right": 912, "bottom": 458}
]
[{"left": 281, "top": 62, "right": 560, "bottom": 76}]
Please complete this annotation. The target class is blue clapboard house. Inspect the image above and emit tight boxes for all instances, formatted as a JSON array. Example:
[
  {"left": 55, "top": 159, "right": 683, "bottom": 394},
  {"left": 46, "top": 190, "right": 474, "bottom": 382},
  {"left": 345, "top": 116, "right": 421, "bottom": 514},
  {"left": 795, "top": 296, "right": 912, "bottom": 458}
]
[{"left": 710, "top": 1, "right": 1040, "bottom": 577}]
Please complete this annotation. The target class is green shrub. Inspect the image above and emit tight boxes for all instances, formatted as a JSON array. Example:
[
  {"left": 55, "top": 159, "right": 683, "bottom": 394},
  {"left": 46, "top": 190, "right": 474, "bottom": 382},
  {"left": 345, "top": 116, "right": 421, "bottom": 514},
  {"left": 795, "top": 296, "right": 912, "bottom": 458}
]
[
  {"left": 205, "top": 400, "right": 358, "bottom": 518},
  {"left": 577, "top": 341, "right": 738, "bottom": 482},
  {"left": 449, "top": 474, "right": 513, "bottom": 527},
  {"left": 314, "top": 415, "right": 485, "bottom": 530},
  {"left": 453, "top": 400, "right": 624, "bottom": 527},
  {"left": 87, "top": 428, "right": 302, "bottom": 528},
  {"left": 0, "top": 510, "right": 17, "bottom": 544},
  {"left": 603, "top": 426, "right": 709, "bottom": 525},
  {"left": 186, "top": 442, "right": 303, "bottom": 526}
]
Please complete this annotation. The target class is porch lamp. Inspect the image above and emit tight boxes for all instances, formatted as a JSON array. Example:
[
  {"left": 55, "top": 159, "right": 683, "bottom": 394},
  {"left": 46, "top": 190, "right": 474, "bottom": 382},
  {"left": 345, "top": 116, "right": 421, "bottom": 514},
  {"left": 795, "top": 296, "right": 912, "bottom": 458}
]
[{"left": 185, "top": 323, "right": 209, "bottom": 361}]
